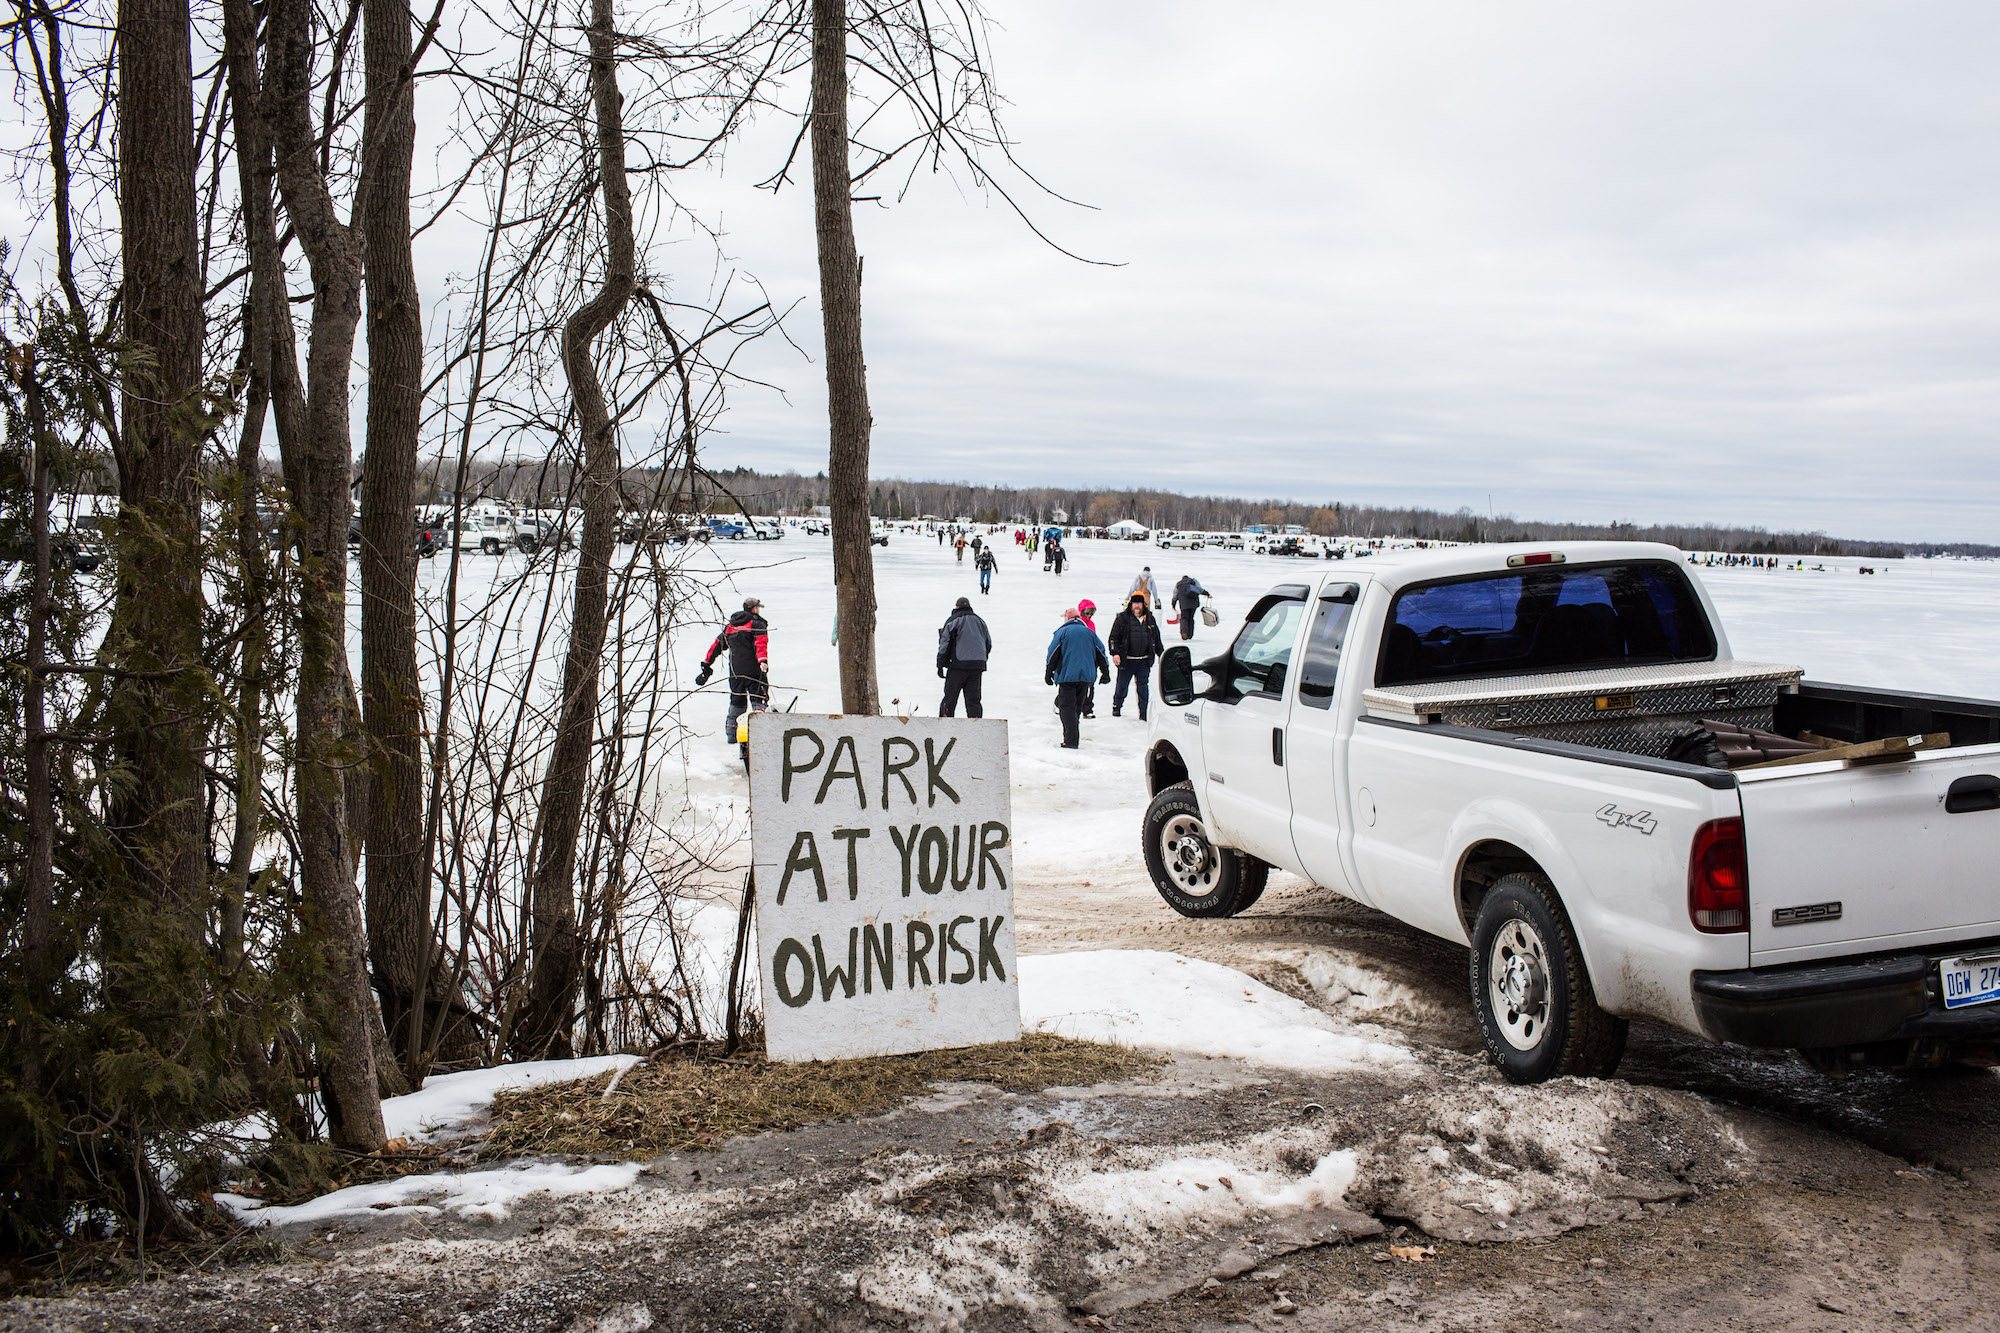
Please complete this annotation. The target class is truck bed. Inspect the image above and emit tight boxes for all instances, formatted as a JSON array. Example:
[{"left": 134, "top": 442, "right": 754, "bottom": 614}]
[{"left": 1361, "top": 660, "right": 1805, "bottom": 758}]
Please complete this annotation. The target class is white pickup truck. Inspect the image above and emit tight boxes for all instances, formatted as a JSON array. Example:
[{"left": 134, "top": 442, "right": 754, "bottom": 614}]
[{"left": 1142, "top": 542, "right": 2000, "bottom": 1083}]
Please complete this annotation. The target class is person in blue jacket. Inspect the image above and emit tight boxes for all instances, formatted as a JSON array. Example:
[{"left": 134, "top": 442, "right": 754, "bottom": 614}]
[{"left": 1044, "top": 606, "right": 1111, "bottom": 749}]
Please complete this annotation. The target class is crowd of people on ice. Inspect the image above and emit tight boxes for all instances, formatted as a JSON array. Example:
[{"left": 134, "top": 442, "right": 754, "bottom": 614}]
[{"left": 698, "top": 524, "right": 1218, "bottom": 754}]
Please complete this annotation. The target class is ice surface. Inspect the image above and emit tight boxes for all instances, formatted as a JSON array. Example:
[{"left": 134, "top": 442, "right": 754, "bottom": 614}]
[
  {"left": 365, "top": 534, "right": 2000, "bottom": 900},
  {"left": 217, "top": 1159, "right": 645, "bottom": 1227},
  {"left": 1019, "top": 949, "right": 1409, "bottom": 1073},
  {"left": 643, "top": 535, "right": 2000, "bottom": 886}
]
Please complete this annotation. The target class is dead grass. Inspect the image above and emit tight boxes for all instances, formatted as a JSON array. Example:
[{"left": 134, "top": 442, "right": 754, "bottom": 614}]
[{"left": 483, "top": 1033, "right": 1163, "bottom": 1161}]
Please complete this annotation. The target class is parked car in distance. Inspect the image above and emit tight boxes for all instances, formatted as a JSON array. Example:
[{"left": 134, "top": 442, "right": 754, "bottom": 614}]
[
  {"left": 418, "top": 500, "right": 520, "bottom": 554},
  {"left": 4, "top": 521, "right": 104, "bottom": 574},
  {"left": 517, "top": 508, "right": 578, "bottom": 553},
  {"left": 1157, "top": 531, "right": 1201, "bottom": 550}
]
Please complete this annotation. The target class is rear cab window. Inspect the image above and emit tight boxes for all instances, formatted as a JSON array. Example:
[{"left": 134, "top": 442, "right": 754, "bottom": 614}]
[{"left": 1376, "top": 560, "right": 1717, "bottom": 687}]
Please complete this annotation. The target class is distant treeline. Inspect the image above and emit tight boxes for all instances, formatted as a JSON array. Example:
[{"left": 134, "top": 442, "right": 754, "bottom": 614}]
[{"left": 419, "top": 459, "right": 1988, "bottom": 560}]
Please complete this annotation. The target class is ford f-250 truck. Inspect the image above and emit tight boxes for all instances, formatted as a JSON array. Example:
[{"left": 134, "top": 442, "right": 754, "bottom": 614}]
[{"left": 1141, "top": 542, "right": 2000, "bottom": 1083}]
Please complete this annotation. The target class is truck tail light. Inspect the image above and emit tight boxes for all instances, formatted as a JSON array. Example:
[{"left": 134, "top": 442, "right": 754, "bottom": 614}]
[
  {"left": 1688, "top": 818, "right": 1749, "bottom": 933},
  {"left": 1506, "top": 552, "right": 1566, "bottom": 567}
]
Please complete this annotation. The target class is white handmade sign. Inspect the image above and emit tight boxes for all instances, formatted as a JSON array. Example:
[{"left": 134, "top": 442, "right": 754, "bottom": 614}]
[{"left": 747, "top": 713, "right": 1019, "bottom": 1062}]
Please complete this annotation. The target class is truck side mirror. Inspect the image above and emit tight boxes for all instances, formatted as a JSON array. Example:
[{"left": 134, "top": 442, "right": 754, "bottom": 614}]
[{"left": 1159, "top": 646, "right": 1196, "bottom": 706}]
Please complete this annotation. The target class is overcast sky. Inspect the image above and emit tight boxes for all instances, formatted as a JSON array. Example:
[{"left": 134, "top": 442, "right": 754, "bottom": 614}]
[
  {"left": 8, "top": 2, "right": 1991, "bottom": 541},
  {"left": 650, "top": 0, "right": 2000, "bottom": 543}
]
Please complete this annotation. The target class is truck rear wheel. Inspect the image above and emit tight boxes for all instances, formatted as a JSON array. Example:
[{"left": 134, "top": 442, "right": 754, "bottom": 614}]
[
  {"left": 1470, "top": 872, "right": 1627, "bottom": 1083},
  {"left": 1143, "top": 783, "right": 1267, "bottom": 918}
]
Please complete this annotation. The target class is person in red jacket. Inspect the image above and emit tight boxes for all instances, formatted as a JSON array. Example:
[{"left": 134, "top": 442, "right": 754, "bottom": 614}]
[{"left": 695, "top": 597, "right": 769, "bottom": 745}]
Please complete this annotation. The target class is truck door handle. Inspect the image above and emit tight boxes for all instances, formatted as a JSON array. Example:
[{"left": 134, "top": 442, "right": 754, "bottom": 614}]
[
  {"left": 1272, "top": 728, "right": 1284, "bottom": 765},
  {"left": 1946, "top": 775, "right": 2000, "bottom": 814}
]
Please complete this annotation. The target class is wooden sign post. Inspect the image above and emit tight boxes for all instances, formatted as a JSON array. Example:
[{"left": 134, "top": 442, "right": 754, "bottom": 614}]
[{"left": 746, "top": 714, "right": 1020, "bottom": 1062}]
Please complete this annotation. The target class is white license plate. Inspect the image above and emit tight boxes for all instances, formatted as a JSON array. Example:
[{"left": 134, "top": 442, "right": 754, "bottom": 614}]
[{"left": 1940, "top": 954, "right": 2000, "bottom": 1010}]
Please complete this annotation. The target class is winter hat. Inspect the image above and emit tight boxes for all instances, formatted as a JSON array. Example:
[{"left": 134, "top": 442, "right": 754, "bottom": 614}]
[
  {"left": 1078, "top": 599, "right": 1096, "bottom": 614},
  {"left": 1062, "top": 607, "right": 1080, "bottom": 621}
]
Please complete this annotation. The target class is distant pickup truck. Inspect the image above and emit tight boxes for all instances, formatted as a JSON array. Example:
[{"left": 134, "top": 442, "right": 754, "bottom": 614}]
[{"left": 1141, "top": 542, "right": 2000, "bottom": 1083}]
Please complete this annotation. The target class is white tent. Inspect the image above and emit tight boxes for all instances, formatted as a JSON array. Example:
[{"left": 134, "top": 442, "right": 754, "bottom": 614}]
[{"left": 1105, "top": 518, "right": 1149, "bottom": 537}]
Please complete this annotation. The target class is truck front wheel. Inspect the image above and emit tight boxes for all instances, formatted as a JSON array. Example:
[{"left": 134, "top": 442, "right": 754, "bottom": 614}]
[
  {"left": 1143, "top": 783, "right": 1268, "bottom": 918},
  {"left": 1470, "top": 873, "right": 1627, "bottom": 1083}
]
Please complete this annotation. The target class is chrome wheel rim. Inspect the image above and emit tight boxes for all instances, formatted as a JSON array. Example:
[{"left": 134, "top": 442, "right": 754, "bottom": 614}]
[
  {"left": 1488, "top": 918, "right": 1552, "bottom": 1051},
  {"left": 1160, "top": 812, "right": 1220, "bottom": 898}
]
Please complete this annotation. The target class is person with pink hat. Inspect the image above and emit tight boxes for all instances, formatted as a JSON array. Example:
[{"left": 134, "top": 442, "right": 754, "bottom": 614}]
[{"left": 1076, "top": 599, "right": 1100, "bottom": 717}]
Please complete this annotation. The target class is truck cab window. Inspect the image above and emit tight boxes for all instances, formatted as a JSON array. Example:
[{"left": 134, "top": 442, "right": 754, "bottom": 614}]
[
  {"left": 1296, "top": 594, "right": 1356, "bottom": 709},
  {"left": 1378, "top": 561, "right": 1715, "bottom": 687},
  {"left": 1228, "top": 597, "right": 1306, "bottom": 698}
]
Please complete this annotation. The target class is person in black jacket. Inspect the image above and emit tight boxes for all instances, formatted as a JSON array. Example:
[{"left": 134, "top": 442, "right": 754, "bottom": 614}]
[
  {"left": 1170, "top": 574, "right": 1212, "bottom": 640},
  {"left": 975, "top": 545, "right": 998, "bottom": 594},
  {"left": 936, "top": 597, "right": 993, "bottom": 718},
  {"left": 695, "top": 597, "right": 769, "bottom": 744},
  {"left": 1107, "top": 592, "right": 1165, "bottom": 719}
]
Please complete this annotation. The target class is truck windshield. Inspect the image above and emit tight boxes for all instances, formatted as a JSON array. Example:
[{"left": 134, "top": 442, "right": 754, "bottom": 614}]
[{"left": 1377, "top": 560, "right": 1716, "bottom": 686}]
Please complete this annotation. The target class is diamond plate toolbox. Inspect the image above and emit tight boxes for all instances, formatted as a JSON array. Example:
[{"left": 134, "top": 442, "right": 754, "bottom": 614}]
[{"left": 1362, "top": 660, "right": 1804, "bottom": 758}]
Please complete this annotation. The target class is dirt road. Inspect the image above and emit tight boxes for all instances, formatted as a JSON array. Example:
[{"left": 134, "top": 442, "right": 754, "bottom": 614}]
[
  {"left": 8, "top": 865, "right": 1998, "bottom": 1333},
  {"left": 1019, "top": 866, "right": 2000, "bottom": 1331}
]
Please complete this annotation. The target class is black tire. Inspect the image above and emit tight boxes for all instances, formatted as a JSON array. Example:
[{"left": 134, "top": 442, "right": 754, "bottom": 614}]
[
  {"left": 480, "top": 536, "right": 501, "bottom": 556},
  {"left": 517, "top": 534, "right": 540, "bottom": 554},
  {"left": 1234, "top": 857, "right": 1271, "bottom": 913},
  {"left": 1470, "top": 872, "right": 1627, "bottom": 1083},
  {"left": 1143, "top": 782, "right": 1264, "bottom": 919}
]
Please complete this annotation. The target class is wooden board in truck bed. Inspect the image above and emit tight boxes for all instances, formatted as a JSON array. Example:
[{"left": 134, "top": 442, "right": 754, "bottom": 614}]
[{"left": 1362, "top": 660, "right": 1805, "bottom": 759}]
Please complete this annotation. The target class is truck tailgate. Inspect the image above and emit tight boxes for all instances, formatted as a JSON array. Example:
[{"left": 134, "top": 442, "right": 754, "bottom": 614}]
[{"left": 1739, "top": 745, "right": 2000, "bottom": 965}]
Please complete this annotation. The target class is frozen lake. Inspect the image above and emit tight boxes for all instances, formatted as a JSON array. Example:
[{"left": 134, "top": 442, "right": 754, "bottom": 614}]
[{"left": 384, "top": 532, "right": 2000, "bottom": 901}]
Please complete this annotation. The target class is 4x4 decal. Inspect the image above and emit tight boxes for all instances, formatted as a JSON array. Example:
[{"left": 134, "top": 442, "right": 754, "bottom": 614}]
[{"left": 1595, "top": 804, "right": 1658, "bottom": 836}]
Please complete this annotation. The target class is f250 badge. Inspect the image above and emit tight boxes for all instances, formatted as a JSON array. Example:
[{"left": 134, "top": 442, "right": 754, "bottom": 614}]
[{"left": 1595, "top": 804, "right": 1658, "bottom": 836}]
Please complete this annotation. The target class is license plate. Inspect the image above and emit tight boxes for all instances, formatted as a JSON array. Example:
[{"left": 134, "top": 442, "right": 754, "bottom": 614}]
[{"left": 1940, "top": 954, "right": 2000, "bottom": 1010}]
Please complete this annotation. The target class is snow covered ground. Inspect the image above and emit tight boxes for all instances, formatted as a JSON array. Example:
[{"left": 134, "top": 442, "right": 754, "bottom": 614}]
[
  {"left": 386, "top": 534, "right": 2000, "bottom": 1019},
  {"left": 216, "top": 947, "right": 1414, "bottom": 1226},
  {"left": 1020, "top": 950, "right": 1410, "bottom": 1074},
  {"left": 642, "top": 534, "right": 2000, "bottom": 889}
]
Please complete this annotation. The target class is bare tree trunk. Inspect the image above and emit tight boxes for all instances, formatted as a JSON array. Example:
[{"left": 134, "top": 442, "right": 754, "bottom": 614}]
[
  {"left": 512, "top": 0, "right": 635, "bottom": 1059},
  {"left": 219, "top": 0, "right": 271, "bottom": 976},
  {"left": 268, "top": 0, "right": 386, "bottom": 1149},
  {"left": 111, "top": 0, "right": 208, "bottom": 934},
  {"left": 356, "top": 0, "right": 443, "bottom": 1079},
  {"left": 810, "top": 0, "right": 878, "bottom": 715},
  {"left": 20, "top": 351, "right": 54, "bottom": 1099}
]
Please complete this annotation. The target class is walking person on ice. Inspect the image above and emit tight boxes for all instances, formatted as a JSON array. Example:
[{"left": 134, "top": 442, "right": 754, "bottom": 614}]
[
  {"left": 1077, "top": 599, "right": 1100, "bottom": 716},
  {"left": 1108, "top": 590, "right": 1164, "bottom": 720},
  {"left": 936, "top": 596, "right": 992, "bottom": 718},
  {"left": 1169, "top": 573, "right": 1213, "bottom": 641},
  {"left": 976, "top": 544, "right": 998, "bottom": 594},
  {"left": 1045, "top": 606, "right": 1110, "bottom": 749},
  {"left": 1127, "top": 565, "right": 1162, "bottom": 612},
  {"left": 695, "top": 596, "right": 769, "bottom": 748}
]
